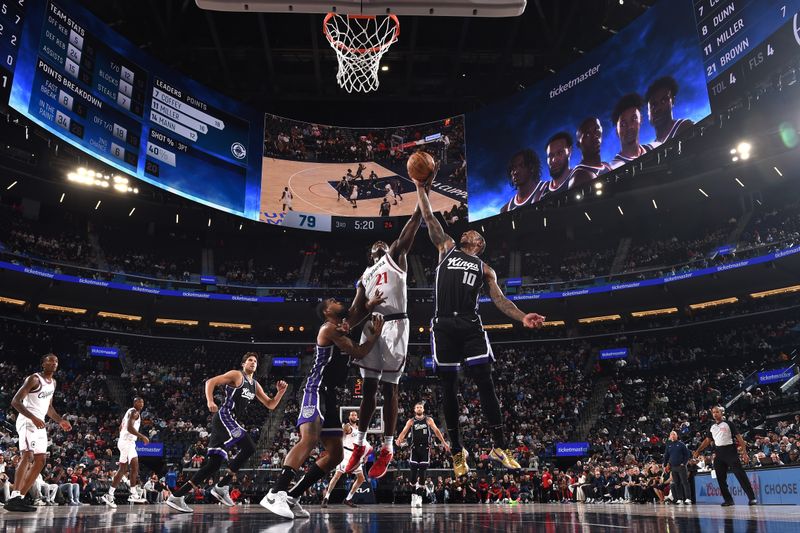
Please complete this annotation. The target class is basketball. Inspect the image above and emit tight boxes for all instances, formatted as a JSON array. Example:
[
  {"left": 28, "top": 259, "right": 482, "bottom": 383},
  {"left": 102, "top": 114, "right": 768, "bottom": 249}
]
[{"left": 407, "top": 151, "right": 436, "bottom": 185}]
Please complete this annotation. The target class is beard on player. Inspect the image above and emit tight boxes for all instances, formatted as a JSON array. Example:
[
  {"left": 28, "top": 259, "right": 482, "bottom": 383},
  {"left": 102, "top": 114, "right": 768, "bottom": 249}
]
[{"left": 460, "top": 230, "right": 486, "bottom": 257}]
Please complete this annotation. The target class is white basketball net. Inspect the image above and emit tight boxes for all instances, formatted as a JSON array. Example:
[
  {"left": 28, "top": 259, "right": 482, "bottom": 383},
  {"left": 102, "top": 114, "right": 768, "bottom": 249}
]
[{"left": 323, "top": 13, "right": 400, "bottom": 93}]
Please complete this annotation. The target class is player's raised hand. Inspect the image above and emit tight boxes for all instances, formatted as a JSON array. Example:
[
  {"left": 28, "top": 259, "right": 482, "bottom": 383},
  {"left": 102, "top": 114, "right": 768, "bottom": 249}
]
[
  {"left": 366, "top": 289, "right": 387, "bottom": 311},
  {"left": 58, "top": 419, "right": 72, "bottom": 432},
  {"left": 276, "top": 380, "right": 289, "bottom": 392},
  {"left": 522, "top": 313, "right": 546, "bottom": 329},
  {"left": 336, "top": 319, "right": 351, "bottom": 335},
  {"left": 207, "top": 401, "right": 219, "bottom": 413},
  {"left": 371, "top": 314, "right": 385, "bottom": 336}
]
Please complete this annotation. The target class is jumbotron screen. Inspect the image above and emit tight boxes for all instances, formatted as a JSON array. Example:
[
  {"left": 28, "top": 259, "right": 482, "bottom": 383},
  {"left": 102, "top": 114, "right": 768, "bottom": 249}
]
[
  {"left": 260, "top": 114, "right": 467, "bottom": 232},
  {"left": 9, "top": 0, "right": 263, "bottom": 219},
  {"left": 465, "top": 0, "right": 713, "bottom": 222}
]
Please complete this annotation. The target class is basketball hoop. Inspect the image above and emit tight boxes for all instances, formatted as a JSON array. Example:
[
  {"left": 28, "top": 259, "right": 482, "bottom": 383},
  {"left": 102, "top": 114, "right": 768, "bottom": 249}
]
[{"left": 323, "top": 13, "right": 400, "bottom": 93}]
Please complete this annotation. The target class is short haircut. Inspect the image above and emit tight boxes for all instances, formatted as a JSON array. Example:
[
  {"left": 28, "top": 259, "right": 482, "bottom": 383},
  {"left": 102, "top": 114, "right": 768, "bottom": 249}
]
[
  {"left": 316, "top": 300, "right": 329, "bottom": 321},
  {"left": 415, "top": 401, "right": 425, "bottom": 408},
  {"left": 41, "top": 353, "right": 56, "bottom": 364},
  {"left": 645, "top": 76, "right": 679, "bottom": 103},
  {"left": 611, "top": 93, "right": 644, "bottom": 125},
  {"left": 546, "top": 131, "right": 573, "bottom": 150},
  {"left": 507, "top": 148, "right": 541, "bottom": 182},
  {"left": 241, "top": 352, "right": 259, "bottom": 365}
]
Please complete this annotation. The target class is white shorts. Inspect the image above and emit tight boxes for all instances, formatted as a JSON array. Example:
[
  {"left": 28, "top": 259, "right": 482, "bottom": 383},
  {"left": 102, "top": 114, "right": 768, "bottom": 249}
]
[
  {"left": 118, "top": 439, "right": 138, "bottom": 464},
  {"left": 356, "top": 317, "right": 409, "bottom": 384},
  {"left": 337, "top": 450, "right": 363, "bottom": 475},
  {"left": 16, "top": 416, "right": 48, "bottom": 455}
]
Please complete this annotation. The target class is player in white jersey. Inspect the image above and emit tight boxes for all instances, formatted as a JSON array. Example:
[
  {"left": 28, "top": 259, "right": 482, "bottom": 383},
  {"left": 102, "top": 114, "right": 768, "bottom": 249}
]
[
  {"left": 343, "top": 172, "right": 433, "bottom": 479},
  {"left": 100, "top": 397, "right": 150, "bottom": 508},
  {"left": 6, "top": 354, "right": 72, "bottom": 513},
  {"left": 321, "top": 411, "right": 372, "bottom": 508}
]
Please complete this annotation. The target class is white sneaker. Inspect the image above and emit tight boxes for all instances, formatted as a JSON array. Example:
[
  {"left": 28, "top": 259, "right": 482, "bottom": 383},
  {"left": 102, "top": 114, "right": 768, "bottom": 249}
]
[
  {"left": 166, "top": 495, "right": 193, "bottom": 513},
  {"left": 260, "top": 490, "right": 294, "bottom": 519},
  {"left": 100, "top": 493, "right": 117, "bottom": 509},
  {"left": 287, "top": 496, "right": 310, "bottom": 518},
  {"left": 211, "top": 485, "right": 235, "bottom": 507},
  {"left": 684, "top": 499, "right": 692, "bottom": 505},
  {"left": 676, "top": 500, "right": 683, "bottom": 505},
  {"left": 128, "top": 487, "right": 147, "bottom": 503}
]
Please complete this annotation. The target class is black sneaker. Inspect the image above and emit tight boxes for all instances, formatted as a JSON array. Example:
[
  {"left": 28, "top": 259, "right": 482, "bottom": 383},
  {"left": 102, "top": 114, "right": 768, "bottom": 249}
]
[
  {"left": 721, "top": 501, "right": 735, "bottom": 507},
  {"left": 344, "top": 499, "right": 358, "bottom": 508},
  {"left": 4, "top": 496, "right": 37, "bottom": 512},
  {"left": 748, "top": 499, "right": 757, "bottom": 506}
]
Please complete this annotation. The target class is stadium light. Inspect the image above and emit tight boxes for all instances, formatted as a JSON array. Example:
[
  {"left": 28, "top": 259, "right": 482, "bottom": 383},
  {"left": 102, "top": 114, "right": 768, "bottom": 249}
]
[
  {"left": 155, "top": 318, "right": 199, "bottom": 326},
  {"left": 689, "top": 297, "right": 738, "bottom": 310},
  {"left": 208, "top": 218, "right": 212, "bottom": 228},
  {"left": 774, "top": 166, "right": 783, "bottom": 176},
  {"left": 543, "top": 217, "right": 547, "bottom": 227},
  {"left": 731, "top": 141, "right": 752, "bottom": 162},
  {"left": 239, "top": 224, "right": 243, "bottom": 230},
  {"left": 578, "top": 314, "right": 621, "bottom": 324},
  {"left": 128, "top": 207, "right": 136, "bottom": 217},
  {"left": 749, "top": 285, "right": 800, "bottom": 299},
  {"left": 278, "top": 326, "right": 285, "bottom": 332},
  {"left": 0, "top": 296, "right": 26, "bottom": 306},
  {"left": 617, "top": 205, "right": 624, "bottom": 215},
  {"left": 575, "top": 193, "right": 583, "bottom": 200},
  {"left": 210, "top": 321, "right": 251, "bottom": 330},
  {"left": 38, "top": 303, "right": 87, "bottom": 314},
  {"left": 631, "top": 307, "right": 678, "bottom": 318},
  {"left": 698, "top": 188, "right": 709, "bottom": 198},
  {"left": 175, "top": 213, "right": 180, "bottom": 224},
  {"left": 59, "top": 192, "right": 65, "bottom": 203},
  {"left": 511, "top": 219, "right": 516, "bottom": 230},
  {"left": 6, "top": 180, "right": 17, "bottom": 190},
  {"left": 483, "top": 323, "right": 514, "bottom": 330},
  {"left": 541, "top": 320, "right": 565, "bottom": 327},
  {"left": 95, "top": 200, "right": 102, "bottom": 210},
  {"left": 67, "top": 168, "right": 139, "bottom": 193},
  {"left": 97, "top": 311, "right": 142, "bottom": 321},
  {"left": 735, "top": 178, "right": 745, "bottom": 188},
  {"left": 584, "top": 211, "right": 592, "bottom": 221},
  {"left": 381, "top": 65, "right": 389, "bottom": 72},
  {"left": 652, "top": 199, "right": 658, "bottom": 209},
  {"left": 595, "top": 189, "right": 603, "bottom": 196}
]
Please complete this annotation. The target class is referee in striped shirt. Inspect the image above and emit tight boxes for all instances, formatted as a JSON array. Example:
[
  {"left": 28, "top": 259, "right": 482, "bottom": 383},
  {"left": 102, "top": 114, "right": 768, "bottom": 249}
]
[{"left": 692, "top": 406, "right": 757, "bottom": 506}]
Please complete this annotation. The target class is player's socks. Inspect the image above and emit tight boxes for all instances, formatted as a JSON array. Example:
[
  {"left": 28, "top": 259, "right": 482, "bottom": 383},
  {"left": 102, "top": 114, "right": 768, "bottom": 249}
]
[
  {"left": 382, "top": 436, "right": 394, "bottom": 453},
  {"left": 108, "top": 487, "right": 116, "bottom": 497},
  {"left": 272, "top": 466, "right": 297, "bottom": 494},
  {"left": 490, "top": 425, "right": 506, "bottom": 450},
  {"left": 353, "top": 430, "right": 366, "bottom": 446},
  {"left": 287, "top": 464, "right": 326, "bottom": 499}
]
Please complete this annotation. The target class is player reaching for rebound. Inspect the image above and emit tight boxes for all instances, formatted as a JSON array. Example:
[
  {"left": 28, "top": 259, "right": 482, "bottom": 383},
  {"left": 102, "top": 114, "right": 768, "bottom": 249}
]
[
  {"left": 100, "top": 397, "right": 150, "bottom": 507},
  {"left": 166, "top": 353, "right": 287, "bottom": 513},
  {"left": 415, "top": 174, "right": 545, "bottom": 478},
  {"left": 341, "top": 201, "right": 426, "bottom": 479},
  {"left": 321, "top": 411, "right": 373, "bottom": 508},
  {"left": 396, "top": 402, "right": 450, "bottom": 508},
  {"left": 261, "top": 299, "right": 384, "bottom": 520},
  {"left": 6, "top": 354, "right": 72, "bottom": 512}
]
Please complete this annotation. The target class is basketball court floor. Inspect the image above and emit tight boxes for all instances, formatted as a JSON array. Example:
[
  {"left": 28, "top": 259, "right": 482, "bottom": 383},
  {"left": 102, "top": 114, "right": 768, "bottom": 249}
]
[
  {"left": 3, "top": 503, "right": 799, "bottom": 532},
  {"left": 260, "top": 159, "right": 458, "bottom": 219}
]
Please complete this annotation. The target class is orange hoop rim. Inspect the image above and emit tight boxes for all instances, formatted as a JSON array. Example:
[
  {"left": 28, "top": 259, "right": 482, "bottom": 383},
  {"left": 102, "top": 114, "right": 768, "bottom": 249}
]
[{"left": 323, "top": 12, "right": 400, "bottom": 55}]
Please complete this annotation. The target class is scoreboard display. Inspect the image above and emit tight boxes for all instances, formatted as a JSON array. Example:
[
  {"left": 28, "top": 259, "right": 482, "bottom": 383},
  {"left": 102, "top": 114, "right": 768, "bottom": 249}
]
[
  {"left": 695, "top": 0, "right": 800, "bottom": 110},
  {"left": 0, "top": 0, "right": 29, "bottom": 106},
  {"left": 9, "top": 0, "right": 262, "bottom": 218}
]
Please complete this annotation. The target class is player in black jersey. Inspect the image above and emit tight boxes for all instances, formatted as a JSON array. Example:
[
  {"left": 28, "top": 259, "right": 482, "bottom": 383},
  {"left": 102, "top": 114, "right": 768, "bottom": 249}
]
[
  {"left": 396, "top": 402, "right": 449, "bottom": 507},
  {"left": 261, "top": 298, "right": 384, "bottom": 520},
  {"left": 645, "top": 76, "right": 694, "bottom": 143},
  {"left": 166, "top": 353, "right": 287, "bottom": 513},
  {"left": 415, "top": 177, "right": 545, "bottom": 478}
]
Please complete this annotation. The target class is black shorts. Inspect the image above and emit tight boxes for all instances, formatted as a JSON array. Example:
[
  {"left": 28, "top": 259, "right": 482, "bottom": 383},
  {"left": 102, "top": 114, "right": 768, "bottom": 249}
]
[
  {"left": 207, "top": 410, "right": 247, "bottom": 459},
  {"left": 430, "top": 315, "right": 494, "bottom": 371},
  {"left": 410, "top": 446, "right": 431, "bottom": 465},
  {"left": 297, "top": 382, "right": 343, "bottom": 437}
]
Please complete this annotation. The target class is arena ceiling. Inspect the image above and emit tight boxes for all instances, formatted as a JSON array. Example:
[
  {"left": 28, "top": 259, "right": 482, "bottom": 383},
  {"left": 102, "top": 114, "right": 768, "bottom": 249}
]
[{"left": 76, "top": 0, "right": 656, "bottom": 125}]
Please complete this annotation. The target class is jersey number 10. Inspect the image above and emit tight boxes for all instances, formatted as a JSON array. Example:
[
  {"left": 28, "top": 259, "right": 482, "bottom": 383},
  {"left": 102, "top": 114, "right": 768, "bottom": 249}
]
[{"left": 462, "top": 272, "right": 477, "bottom": 286}]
